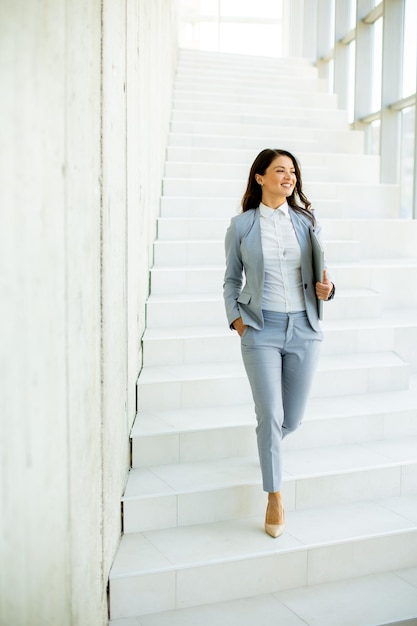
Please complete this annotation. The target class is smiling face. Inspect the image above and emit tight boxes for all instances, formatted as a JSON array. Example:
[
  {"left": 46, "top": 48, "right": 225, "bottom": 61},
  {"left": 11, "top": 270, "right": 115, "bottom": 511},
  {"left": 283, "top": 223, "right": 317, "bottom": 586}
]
[{"left": 255, "top": 155, "right": 297, "bottom": 208}]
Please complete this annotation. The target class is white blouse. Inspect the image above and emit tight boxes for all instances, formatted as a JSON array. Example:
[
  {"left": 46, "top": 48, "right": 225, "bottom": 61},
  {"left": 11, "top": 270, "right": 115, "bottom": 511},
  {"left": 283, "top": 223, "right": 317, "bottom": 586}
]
[{"left": 259, "top": 202, "right": 306, "bottom": 313}]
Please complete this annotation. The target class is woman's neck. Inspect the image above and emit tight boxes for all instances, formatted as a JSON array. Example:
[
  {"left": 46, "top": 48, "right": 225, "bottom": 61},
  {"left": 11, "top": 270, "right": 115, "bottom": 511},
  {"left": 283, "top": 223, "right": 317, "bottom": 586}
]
[{"left": 261, "top": 195, "right": 287, "bottom": 210}]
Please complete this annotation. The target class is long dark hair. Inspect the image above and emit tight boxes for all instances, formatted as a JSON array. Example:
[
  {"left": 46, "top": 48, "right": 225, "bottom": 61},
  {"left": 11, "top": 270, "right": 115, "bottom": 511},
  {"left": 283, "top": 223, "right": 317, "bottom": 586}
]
[{"left": 241, "top": 148, "right": 315, "bottom": 225}]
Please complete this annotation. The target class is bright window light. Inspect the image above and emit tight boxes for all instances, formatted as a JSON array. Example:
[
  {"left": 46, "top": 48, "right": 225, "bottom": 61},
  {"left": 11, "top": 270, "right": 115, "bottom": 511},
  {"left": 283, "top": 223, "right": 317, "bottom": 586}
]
[
  {"left": 177, "top": 0, "right": 284, "bottom": 57},
  {"left": 402, "top": 0, "right": 417, "bottom": 97}
]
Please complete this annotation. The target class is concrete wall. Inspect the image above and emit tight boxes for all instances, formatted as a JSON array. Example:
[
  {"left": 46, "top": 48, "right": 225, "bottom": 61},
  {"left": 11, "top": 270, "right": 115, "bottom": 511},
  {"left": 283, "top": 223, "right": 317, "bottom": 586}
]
[{"left": 0, "top": 1, "right": 177, "bottom": 624}]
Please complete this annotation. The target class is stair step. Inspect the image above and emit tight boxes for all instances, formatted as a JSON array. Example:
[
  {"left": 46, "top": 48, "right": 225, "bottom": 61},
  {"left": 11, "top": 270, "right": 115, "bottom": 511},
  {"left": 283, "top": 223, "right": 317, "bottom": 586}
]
[
  {"left": 166, "top": 146, "right": 368, "bottom": 164},
  {"left": 131, "top": 383, "right": 417, "bottom": 467},
  {"left": 136, "top": 352, "right": 410, "bottom": 411},
  {"left": 171, "top": 113, "right": 348, "bottom": 133},
  {"left": 142, "top": 314, "right": 417, "bottom": 366},
  {"left": 169, "top": 122, "right": 347, "bottom": 140},
  {"left": 171, "top": 107, "right": 347, "bottom": 127},
  {"left": 174, "top": 76, "right": 327, "bottom": 96},
  {"left": 321, "top": 218, "right": 417, "bottom": 259},
  {"left": 156, "top": 217, "right": 417, "bottom": 259},
  {"left": 175, "top": 65, "right": 319, "bottom": 81},
  {"left": 164, "top": 156, "right": 379, "bottom": 184},
  {"left": 149, "top": 260, "right": 415, "bottom": 296},
  {"left": 177, "top": 49, "right": 311, "bottom": 66},
  {"left": 168, "top": 129, "right": 364, "bottom": 153},
  {"left": 174, "top": 92, "right": 338, "bottom": 111},
  {"left": 162, "top": 178, "right": 398, "bottom": 204},
  {"left": 109, "top": 497, "right": 417, "bottom": 619},
  {"left": 173, "top": 98, "right": 338, "bottom": 117},
  {"left": 156, "top": 216, "right": 231, "bottom": 240},
  {"left": 177, "top": 53, "right": 312, "bottom": 68},
  {"left": 153, "top": 238, "right": 360, "bottom": 265},
  {"left": 159, "top": 196, "right": 400, "bottom": 218},
  {"left": 174, "top": 77, "right": 325, "bottom": 93},
  {"left": 175, "top": 70, "right": 320, "bottom": 85},
  {"left": 330, "top": 260, "right": 417, "bottom": 309},
  {"left": 110, "top": 567, "right": 417, "bottom": 625},
  {"left": 145, "top": 289, "right": 383, "bottom": 327},
  {"left": 123, "top": 437, "right": 417, "bottom": 533}
]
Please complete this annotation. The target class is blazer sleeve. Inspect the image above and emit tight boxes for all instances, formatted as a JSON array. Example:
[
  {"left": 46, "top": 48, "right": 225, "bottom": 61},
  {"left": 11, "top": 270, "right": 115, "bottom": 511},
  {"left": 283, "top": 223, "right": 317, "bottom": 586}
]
[
  {"left": 315, "top": 218, "right": 336, "bottom": 300},
  {"left": 223, "top": 218, "right": 244, "bottom": 329}
]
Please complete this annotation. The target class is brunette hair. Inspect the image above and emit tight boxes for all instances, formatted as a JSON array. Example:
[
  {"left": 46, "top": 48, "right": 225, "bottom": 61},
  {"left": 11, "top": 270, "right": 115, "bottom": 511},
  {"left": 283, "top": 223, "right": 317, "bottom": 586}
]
[{"left": 241, "top": 148, "right": 315, "bottom": 224}]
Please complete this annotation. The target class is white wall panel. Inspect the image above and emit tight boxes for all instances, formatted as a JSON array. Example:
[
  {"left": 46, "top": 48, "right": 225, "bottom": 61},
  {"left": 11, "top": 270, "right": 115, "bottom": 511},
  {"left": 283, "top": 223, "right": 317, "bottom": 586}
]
[{"left": 0, "top": 0, "right": 177, "bottom": 624}]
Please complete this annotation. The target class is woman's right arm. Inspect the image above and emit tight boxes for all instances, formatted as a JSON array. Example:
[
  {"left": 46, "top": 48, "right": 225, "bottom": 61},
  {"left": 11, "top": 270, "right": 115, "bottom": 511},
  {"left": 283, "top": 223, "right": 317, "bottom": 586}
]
[{"left": 223, "top": 219, "right": 246, "bottom": 332}]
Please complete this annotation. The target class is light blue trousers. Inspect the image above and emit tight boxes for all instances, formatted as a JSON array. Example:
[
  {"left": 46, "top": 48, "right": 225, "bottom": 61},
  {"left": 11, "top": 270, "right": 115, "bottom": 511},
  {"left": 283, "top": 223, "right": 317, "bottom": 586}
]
[{"left": 241, "top": 310, "right": 322, "bottom": 493}]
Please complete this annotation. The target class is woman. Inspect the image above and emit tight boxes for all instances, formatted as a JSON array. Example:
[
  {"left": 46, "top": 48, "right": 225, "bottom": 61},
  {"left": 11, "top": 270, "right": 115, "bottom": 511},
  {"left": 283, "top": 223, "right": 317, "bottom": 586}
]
[{"left": 223, "top": 148, "right": 334, "bottom": 538}]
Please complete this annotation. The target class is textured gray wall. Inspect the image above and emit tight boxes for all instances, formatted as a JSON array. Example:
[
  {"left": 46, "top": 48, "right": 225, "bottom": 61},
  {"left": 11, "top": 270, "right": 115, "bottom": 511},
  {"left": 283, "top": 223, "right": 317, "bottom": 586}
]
[{"left": 0, "top": 1, "right": 177, "bottom": 624}]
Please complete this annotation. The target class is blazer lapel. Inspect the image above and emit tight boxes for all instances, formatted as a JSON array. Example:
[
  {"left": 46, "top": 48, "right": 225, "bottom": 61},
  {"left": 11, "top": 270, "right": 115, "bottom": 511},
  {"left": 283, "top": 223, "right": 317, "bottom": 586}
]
[
  {"left": 289, "top": 208, "right": 310, "bottom": 258},
  {"left": 242, "top": 208, "right": 264, "bottom": 268}
]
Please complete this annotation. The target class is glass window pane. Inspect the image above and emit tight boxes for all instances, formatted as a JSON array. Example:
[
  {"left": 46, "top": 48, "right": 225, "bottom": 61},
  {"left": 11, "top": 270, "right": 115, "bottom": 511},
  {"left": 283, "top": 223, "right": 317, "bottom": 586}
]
[
  {"left": 371, "top": 17, "right": 382, "bottom": 112},
  {"left": 219, "top": 22, "right": 282, "bottom": 56},
  {"left": 198, "top": 22, "right": 220, "bottom": 50},
  {"left": 369, "top": 119, "right": 380, "bottom": 155},
  {"left": 328, "top": 59, "right": 334, "bottom": 95},
  {"left": 402, "top": 0, "right": 417, "bottom": 98},
  {"left": 400, "top": 107, "right": 416, "bottom": 218},
  {"left": 330, "top": 0, "right": 336, "bottom": 48},
  {"left": 200, "top": 0, "right": 219, "bottom": 16},
  {"left": 177, "top": 0, "right": 284, "bottom": 54},
  {"left": 348, "top": 0, "right": 356, "bottom": 31},
  {"left": 347, "top": 40, "right": 355, "bottom": 124},
  {"left": 220, "top": 0, "right": 282, "bottom": 19}
]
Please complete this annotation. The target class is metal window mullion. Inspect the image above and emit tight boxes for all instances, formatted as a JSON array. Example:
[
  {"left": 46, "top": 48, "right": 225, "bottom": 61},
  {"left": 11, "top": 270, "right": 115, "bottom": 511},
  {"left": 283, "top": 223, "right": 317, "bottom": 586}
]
[{"left": 380, "top": 0, "right": 404, "bottom": 184}]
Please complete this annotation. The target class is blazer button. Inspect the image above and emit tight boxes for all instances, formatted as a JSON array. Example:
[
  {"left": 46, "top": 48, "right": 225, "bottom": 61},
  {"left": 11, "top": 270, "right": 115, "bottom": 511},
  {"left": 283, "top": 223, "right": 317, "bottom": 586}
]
[{"left": 304, "top": 283, "right": 308, "bottom": 289}]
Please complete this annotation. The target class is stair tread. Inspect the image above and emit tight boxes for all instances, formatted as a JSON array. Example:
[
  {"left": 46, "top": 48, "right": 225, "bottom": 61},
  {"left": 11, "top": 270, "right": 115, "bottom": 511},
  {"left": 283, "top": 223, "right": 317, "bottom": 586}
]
[
  {"left": 137, "top": 351, "right": 407, "bottom": 385},
  {"left": 173, "top": 83, "right": 326, "bottom": 95},
  {"left": 170, "top": 121, "right": 348, "bottom": 132},
  {"left": 165, "top": 150, "right": 374, "bottom": 163},
  {"left": 124, "top": 437, "right": 417, "bottom": 500},
  {"left": 150, "top": 258, "right": 417, "bottom": 271},
  {"left": 110, "top": 496, "right": 417, "bottom": 578},
  {"left": 146, "top": 288, "right": 379, "bottom": 303},
  {"left": 143, "top": 310, "right": 417, "bottom": 340},
  {"left": 178, "top": 50, "right": 312, "bottom": 62},
  {"left": 168, "top": 129, "right": 361, "bottom": 139},
  {"left": 132, "top": 380, "right": 417, "bottom": 438},
  {"left": 110, "top": 568, "right": 417, "bottom": 626},
  {"left": 153, "top": 237, "right": 358, "bottom": 245}
]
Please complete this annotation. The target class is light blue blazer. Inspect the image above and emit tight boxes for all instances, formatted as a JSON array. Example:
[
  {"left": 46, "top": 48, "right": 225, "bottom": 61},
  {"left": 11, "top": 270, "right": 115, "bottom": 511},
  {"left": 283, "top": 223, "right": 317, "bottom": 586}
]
[{"left": 223, "top": 206, "right": 326, "bottom": 334}]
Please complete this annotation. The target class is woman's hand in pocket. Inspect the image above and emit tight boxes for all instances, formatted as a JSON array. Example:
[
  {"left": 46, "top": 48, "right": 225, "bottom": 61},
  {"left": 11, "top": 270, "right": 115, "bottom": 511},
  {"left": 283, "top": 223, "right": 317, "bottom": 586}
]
[{"left": 233, "top": 317, "right": 247, "bottom": 337}]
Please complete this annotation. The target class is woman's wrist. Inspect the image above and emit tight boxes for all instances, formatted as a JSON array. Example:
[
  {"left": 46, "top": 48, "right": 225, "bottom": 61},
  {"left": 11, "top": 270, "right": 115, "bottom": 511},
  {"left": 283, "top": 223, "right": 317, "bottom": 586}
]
[
  {"left": 232, "top": 317, "right": 246, "bottom": 335},
  {"left": 327, "top": 283, "right": 335, "bottom": 300}
]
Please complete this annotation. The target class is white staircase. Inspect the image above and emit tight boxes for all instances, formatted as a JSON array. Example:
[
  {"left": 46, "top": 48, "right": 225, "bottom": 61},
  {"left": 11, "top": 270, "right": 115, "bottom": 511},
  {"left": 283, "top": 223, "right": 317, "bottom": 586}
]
[{"left": 108, "top": 50, "right": 417, "bottom": 626}]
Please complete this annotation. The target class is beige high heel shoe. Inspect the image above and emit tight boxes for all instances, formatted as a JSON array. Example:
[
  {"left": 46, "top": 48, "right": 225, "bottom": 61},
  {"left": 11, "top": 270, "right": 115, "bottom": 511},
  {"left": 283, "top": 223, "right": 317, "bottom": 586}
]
[{"left": 264, "top": 502, "right": 285, "bottom": 538}]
